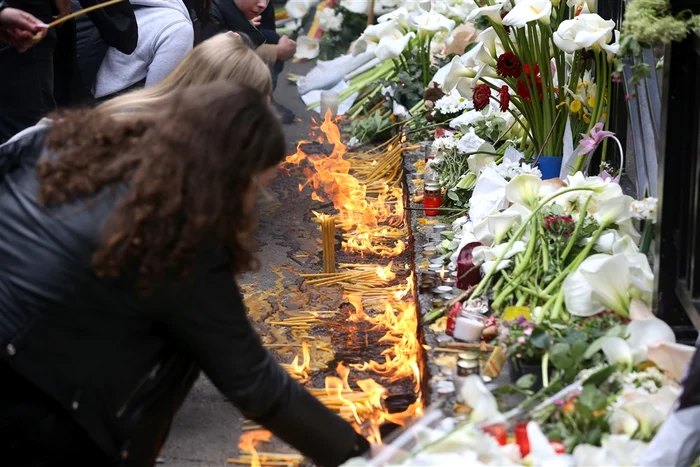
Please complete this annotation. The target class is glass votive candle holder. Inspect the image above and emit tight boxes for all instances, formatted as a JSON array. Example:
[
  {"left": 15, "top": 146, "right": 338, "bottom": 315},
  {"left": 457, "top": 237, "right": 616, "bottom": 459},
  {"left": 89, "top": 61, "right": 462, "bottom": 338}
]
[{"left": 320, "top": 91, "right": 339, "bottom": 117}]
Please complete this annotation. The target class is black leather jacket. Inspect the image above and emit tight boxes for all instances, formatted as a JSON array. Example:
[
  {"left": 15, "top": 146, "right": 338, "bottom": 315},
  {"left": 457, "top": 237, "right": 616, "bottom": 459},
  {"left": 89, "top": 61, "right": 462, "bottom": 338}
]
[{"left": 0, "top": 130, "right": 369, "bottom": 466}]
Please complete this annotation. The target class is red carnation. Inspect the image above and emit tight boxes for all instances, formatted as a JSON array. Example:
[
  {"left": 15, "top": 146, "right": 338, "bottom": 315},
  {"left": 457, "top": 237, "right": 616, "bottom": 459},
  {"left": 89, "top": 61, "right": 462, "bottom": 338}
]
[
  {"left": 498, "top": 85, "right": 510, "bottom": 112},
  {"left": 472, "top": 84, "right": 491, "bottom": 111},
  {"left": 496, "top": 51, "right": 522, "bottom": 78},
  {"left": 517, "top": 64, "right": 543, "bottom": 102}
]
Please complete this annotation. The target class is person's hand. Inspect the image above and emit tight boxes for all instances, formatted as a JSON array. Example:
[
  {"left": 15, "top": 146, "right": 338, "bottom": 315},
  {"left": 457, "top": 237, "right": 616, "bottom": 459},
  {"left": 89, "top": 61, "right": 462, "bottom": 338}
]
[
  {"left": 0, "top": 8, "right": 48, "bottom": 52},
  {"left": 251, "top": 15, "right": 261, "bottom": 27},
  {"left": 276, "top": 35, "right": 296, "bottom": 61},
  {"left": 54, "top": 0, "right": 71, "bottom": 18}
]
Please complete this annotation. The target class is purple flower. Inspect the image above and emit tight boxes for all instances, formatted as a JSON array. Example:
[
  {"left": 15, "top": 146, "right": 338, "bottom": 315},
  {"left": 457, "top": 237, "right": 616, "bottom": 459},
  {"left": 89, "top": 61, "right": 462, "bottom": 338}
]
[
  {"left": 599, "top": 170, "right": 620, "bottom": 184},
  {"left": 517, "top": 336, "right": 527, "bottom": 345},
  {"left": 554, "top": 399, "right": 565, "bottom": 407},
  {"left": 576, "top": 123, "right": 614, "bottom": 157},
  {"left": 517, "top": 315, "right": 528, "bottom": 326}
]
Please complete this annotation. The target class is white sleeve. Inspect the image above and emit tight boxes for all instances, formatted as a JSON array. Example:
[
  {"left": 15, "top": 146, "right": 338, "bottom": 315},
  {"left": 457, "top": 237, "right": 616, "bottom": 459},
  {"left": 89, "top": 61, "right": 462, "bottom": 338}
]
[{"left": 146, "top": 19, "right": 194, "bottom": 86}]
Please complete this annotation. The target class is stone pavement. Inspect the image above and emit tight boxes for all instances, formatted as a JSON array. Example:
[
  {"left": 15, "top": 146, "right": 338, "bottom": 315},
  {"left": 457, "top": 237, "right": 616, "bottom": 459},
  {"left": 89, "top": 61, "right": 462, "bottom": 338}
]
[{"left": 158, "top": 60, "right": 316, "bottom": 467}]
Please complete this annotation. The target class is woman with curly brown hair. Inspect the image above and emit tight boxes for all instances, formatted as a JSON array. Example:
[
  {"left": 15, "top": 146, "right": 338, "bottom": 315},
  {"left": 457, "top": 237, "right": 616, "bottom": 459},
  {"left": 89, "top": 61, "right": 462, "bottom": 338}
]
[{"left": 0, "top": 82, "right": 369, "bottom": 466}]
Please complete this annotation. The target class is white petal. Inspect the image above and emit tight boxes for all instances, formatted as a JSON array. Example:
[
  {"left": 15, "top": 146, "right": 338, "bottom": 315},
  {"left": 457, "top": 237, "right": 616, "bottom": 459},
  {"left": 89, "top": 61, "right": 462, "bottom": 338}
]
[
  {"left": 609, "top": 409, "right": 640, "bottom": 436},
  {"left": 647, "top": 341, "right": 696, "bottom": 382},
  {"left": 295, "top": 37, "right": 320, "bottom": 60},
  {"left": 460, "top": 375, "right": 503, "bottom": 423},
  {"left": 505, "top": 174, "right": 542, "bottom": 207},
  {"left": 527, "top": 422, "right": 556, "bottom": 459},
  {"left": 580, "top": 253, "right": 631, "bottom": 317},
  {"left": 481, "top": 259, "right": 512, "bottom": 275},
  {"left": 487, "top": 211, "right": 520, "bottom": 243},
  {"left": 601, "top": 336, "right": 633, "bottom": 367},
  {"left": 627, "top": 318, "right": 676, "bottom": 364},
  {"left": 502, "top": 0, "right": 552, "bottom": 28},
  {"left": 563, "top": 269, "right": 605, "bottom": 317},
  {"left": 595, "top": 195, "right": 633, "bottom": 226}
]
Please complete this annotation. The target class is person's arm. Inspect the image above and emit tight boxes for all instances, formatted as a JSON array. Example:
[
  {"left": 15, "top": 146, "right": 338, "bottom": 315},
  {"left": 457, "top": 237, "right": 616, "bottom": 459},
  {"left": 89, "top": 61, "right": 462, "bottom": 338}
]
[
  {"left": 0, "top": 4, "right": 47, "bottom": 52},
  {"left": 165, "top": 261, "right": 369, "bottom": 466},
  {"left": 145, "top": 19, "right": 194, "bottom": 86}
]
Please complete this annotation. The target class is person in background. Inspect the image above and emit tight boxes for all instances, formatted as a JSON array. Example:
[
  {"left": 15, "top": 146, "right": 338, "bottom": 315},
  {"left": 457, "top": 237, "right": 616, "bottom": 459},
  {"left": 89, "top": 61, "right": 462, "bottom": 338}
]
[
  {"left": 0, "top": 82, "right": 370, "bottom": 466},
  {"left": 0, "top": 3, "right": 47, "bottom": 51},
  {"left": 0, "top": 0, "right": 67, "bottom": 144},
  {"left": 2, "top": 32, "right": 267, "bottom": 145},
  {"left": 203, "top": 0, "right": 296, "bottom": 123},
  {"left": 93, "top": 0, "right": 193, "bottom": 101}
]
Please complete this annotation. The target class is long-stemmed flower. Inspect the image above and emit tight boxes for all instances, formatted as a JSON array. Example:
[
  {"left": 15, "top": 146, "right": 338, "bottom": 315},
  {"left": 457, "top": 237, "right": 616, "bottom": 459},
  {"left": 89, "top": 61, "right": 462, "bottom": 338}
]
[{"left": 502, "top": 0, "right": 552, "bottom": 28}]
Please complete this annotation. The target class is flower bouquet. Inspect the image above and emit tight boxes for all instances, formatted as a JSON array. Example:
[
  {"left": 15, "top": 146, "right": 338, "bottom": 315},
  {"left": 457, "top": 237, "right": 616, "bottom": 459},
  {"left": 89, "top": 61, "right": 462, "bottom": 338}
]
[{"left": 439, "top": 0, "right": 621, "bottom": 177}]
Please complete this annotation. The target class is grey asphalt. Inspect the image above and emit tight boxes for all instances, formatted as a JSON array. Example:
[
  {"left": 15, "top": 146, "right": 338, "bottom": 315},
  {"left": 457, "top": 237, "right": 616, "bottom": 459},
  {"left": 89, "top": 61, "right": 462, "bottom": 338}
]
[{"left": 158, "top": 59, "right": 317, "bottom": 466}]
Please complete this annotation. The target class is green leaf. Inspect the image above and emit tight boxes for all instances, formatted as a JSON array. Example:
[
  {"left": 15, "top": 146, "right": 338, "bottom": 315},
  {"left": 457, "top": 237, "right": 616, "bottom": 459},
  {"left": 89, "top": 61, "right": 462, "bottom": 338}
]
[
  {"left": 583, "top": 335, "right": 607, "bottom": 360},
  {"left": 578, "top": 385, "right": 608, "bottom": 412},
  {"left": 571, "top": 339, "right": 589, "bottom": 359},
  {"left": 530, "top": 328, "right": 552, "bottom": 349},
  {"left": 549, "top": 343, "right": 574, "bottom": 370},
  {"left": 582, "top": 365, "right": 616, "bottom": 386},
  {"left": 516, "top": 374, "right": 537, "bottom": 389}
]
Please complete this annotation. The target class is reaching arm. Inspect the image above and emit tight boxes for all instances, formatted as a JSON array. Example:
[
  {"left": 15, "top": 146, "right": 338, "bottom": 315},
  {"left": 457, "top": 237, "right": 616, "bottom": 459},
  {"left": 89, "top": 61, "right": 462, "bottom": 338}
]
[{"left": 165, "top": 260, "right": 369, "bottom": 466}]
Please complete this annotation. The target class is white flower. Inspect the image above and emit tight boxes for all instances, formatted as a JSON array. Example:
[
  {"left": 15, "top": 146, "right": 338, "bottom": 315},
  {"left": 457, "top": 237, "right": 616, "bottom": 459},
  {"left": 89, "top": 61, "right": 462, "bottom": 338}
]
[
  {"left": 318, "top": 7, "right": 343, "bottom": 32},
  {"left": 505, "top": 173, "right": 542, "bottom": 208},
  {"left": 456, "top": 128, "right": 486, "bottom": 154},
  {"left": 286, "top": 0, "right": 312, "bottom": 19},
  {"left": 410, "top": 8, "right": 456, "bottom": 35},
  {"left": 443, "top": 55, "right": 477, "bottom": 93},
  {"left": 434, "top": 90, "right": 472, "bottom": 115},
  {"left": 362, "top": 19, "right": 404, "bottom": 42},
  {"left": 341, "top": 0, "right": 370, "bottom": 15},
  {"left": 295, "top": 37, "right": 320, "bottom": 60},
  {"left": 377, "top": 6, "right": 410, "bottom": 27},
  {"left": 600, "top": 316, "right": 676, "bottom": 370},
  {"left": 460, "top": 375, "right": 504, "bottom": 423},
  {"left": 574, "top": 435, "right": 649, "bottom": 466},
  {"left": 502, "top": 0, "right": 552, "bottom": 28},
  {"left": 595, "top": 195, "right": 633, "bottom": 226},
  {"left": 466, "top": 1, "right": 505, "bottom": 24},
  {"left": 630, "top": 197, "right": 658, "bottom": 224},
  {"left": 431, "top": 135, "right": 458, "bottom": 153},
  {"left": 375, "top": 31, "right": 415, "bottom": 61},
  {"left": 553, "top": 13, "right": 616, "bottom": 53}
]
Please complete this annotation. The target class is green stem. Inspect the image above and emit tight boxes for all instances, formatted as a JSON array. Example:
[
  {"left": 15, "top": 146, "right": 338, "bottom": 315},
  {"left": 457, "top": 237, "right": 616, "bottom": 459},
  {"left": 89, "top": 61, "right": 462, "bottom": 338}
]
[
  {"left": 470, "top": 187, "right": 598, "bottom": 299},
  {"left": 542, "top": 351, "right": 550, "bottom": 388},
  {"left": 561, "top": 195, "right": 593, "bottom": 262}
]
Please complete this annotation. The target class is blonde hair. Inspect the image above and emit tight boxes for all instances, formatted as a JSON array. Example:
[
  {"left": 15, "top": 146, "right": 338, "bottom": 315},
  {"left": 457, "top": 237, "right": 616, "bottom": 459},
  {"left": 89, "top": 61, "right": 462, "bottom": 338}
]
[{"left": 97, "top": 33, "right": 272, "bottom": 120}]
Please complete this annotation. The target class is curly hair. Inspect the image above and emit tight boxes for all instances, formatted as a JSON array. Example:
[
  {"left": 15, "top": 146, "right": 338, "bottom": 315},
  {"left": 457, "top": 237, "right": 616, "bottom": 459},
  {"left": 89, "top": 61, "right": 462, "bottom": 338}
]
[{"left": 38, "top": 82, "right": 286, "bottom": 289}]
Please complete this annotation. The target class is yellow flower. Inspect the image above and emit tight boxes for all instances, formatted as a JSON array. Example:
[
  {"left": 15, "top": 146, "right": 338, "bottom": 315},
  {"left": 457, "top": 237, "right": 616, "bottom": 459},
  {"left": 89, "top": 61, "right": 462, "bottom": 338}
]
[
  {"left": 569, "top": 99, "right": 582, "bottom": 113},
  {"left": 587, "top": 97, "right": 596, "bottom": 107}
]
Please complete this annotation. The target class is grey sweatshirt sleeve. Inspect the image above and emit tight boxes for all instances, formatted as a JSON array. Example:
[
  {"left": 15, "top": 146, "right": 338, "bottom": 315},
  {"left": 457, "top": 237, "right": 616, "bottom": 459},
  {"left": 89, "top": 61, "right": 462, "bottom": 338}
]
[{"left": 146, "top": 20, "right": 194, "bottom": 86}]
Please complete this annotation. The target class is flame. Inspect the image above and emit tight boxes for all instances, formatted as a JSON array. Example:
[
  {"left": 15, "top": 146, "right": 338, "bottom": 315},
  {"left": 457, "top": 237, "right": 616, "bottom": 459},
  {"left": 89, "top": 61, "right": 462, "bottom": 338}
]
[
  {"left": 289, "top": 341, "right": 311, "bottom": 380},
  {"left": 289, "top": 112, "right": 423, "bottom": 444},
  {"left": 238, "top": 430, "right": 272, "bottom": 467}
]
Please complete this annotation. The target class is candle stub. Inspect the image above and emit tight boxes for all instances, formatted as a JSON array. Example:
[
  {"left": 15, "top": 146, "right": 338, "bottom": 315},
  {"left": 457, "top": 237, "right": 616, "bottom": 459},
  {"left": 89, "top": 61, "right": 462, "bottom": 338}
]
[{"left": 453, "top": 316, "right": 484, "bottom": 342}]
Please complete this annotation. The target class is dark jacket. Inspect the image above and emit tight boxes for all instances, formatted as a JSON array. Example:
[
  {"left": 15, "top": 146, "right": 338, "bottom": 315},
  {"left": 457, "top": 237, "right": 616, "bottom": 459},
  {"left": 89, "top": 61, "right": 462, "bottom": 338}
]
[
  {"left": 0, "top": 130, "right": 369, "bottom": 466},
  {"left": 201, "top": 0, "right": 279, "bottom": 64}
]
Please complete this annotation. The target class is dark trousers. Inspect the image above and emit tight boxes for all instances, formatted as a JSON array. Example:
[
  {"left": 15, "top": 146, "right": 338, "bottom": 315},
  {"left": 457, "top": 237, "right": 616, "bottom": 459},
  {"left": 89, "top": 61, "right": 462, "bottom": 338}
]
[
  {"left": 0, "top": 46, "right": 56, "bottom": 144},
  {"left": 0, "top": 362, "right": 107, "bottom": 466}
]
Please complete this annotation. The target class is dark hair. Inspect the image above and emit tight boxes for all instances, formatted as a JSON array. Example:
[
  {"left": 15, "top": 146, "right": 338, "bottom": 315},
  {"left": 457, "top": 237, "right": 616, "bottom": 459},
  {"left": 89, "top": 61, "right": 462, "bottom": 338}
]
[{"left": 38, "top": 82, "right": 286, "bottom": 289}]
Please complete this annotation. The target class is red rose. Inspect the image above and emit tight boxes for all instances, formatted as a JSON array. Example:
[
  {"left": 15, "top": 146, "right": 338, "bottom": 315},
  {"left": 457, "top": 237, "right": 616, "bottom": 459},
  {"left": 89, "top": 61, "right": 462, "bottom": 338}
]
[
  {"left": 496, "top": 51, "right": 522, "bottom": 78},
  {"left": 498, "top": 85, "right": 510, "bottom": 112},
  {"left": 472, "top": 84, "right": 491, "bottom": 111}
]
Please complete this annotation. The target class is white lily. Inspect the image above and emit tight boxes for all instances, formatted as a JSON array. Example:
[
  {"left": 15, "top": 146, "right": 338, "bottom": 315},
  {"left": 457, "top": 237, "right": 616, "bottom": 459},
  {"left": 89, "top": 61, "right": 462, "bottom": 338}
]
[
  {"left": 612, "top": 234, "right": 639, "bottom": 255},
  {"left": 553, "top": 13, "right": 616, "bottom": 53},
  {"left": 505, "top": 173, "right": 542, "bottom": 208},
  {"left": 375, "top": 31, "right": 415, "bottom": 61},
  {"left": 487, "top": 210, "right": 520, "bottom": 244},
  {"left": 502, "top": 0, "right": 552, "bottom": 28},
  {"left": 481, "top": 259, "right": 513, "bottom": 275},
  {"left": 595, "top": 194, "right": 633, "bottom": 226},
  {"left": 647, "top": 341, "right": 696, "bottom": 382},
  {"left": 563, "top": 254, "right": 611, "bottom": 317},
  {"left": 472, "top": 241, "right": 527, "bottom": 265},
  {"left": 410, "top": 8, "right": 456, "bottom": 36},
  {"left": 341, "top": 0, "right": 370, "bottom": 15},
  {"left": 377, "top": 6, "right": 410, "bottom": 26},
  {"left": 362, "top": 19, "right": 404, "bottom": 42},
  {"left": 460, "top": 374, "right": 505, "bottom": 424},
  {"left": 286, "top": 0, "right": 312, "bottom": 19},
  {"left": 600, "top": 315, "right": 676, "bottom": 370},
  {"left": 443, "top": 56, "right": 477, "bottom": 92},
  {"left": 466, "top": 1, "right": 505, "bottom": 24},
  {"left": 457, "top": 129, "right": 487, "bottom": 155},
  {"left": 295, "top": 37, "right": 320, "bottom": 60},
  {"left": 467, "top": 153, "right": 497, "bottom": 175},
  {"left": 622, "top": 386, "right": 681, "bottom": 439},
  {"left": 609, "top": 409, "right": 640, "bottom": 436}
]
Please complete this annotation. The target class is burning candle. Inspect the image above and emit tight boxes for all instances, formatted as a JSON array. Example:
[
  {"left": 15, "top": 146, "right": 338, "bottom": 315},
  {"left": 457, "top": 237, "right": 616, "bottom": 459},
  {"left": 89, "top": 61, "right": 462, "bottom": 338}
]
[
  {"left": 319, "top": 214, "right": 336, "bottom": 274},
  {"left": 423, "top": 183, "right": 442, "bottom": 217}
]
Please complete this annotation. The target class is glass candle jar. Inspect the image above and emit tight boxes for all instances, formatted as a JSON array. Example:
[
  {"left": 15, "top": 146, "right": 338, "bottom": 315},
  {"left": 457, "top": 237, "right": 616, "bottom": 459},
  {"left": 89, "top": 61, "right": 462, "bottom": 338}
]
[
  {"left": 319, "top": 91, "right": 339, "bottom": 118},
  {"left": 424, "top": 183, "right": 442, "bottom": 217}
]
